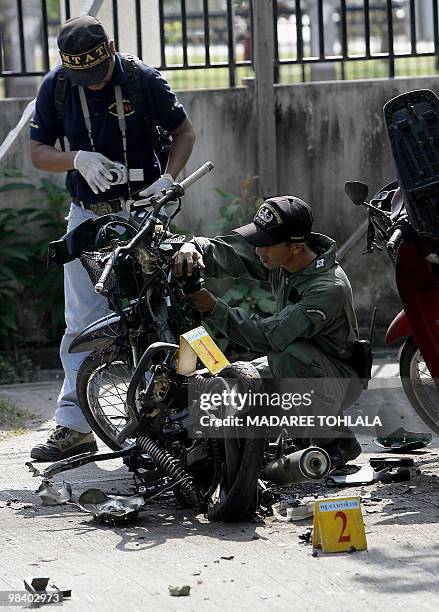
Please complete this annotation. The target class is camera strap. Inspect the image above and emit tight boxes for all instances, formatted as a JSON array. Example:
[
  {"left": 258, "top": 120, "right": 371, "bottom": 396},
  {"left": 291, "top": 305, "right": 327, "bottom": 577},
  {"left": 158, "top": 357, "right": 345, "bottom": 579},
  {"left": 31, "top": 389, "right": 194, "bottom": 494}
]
[
  {"left": 78, "top": 86, "right": 96, "bottom": 151},
  {"left": 78, "top": 85, "right": 132, "bottom": 200}
]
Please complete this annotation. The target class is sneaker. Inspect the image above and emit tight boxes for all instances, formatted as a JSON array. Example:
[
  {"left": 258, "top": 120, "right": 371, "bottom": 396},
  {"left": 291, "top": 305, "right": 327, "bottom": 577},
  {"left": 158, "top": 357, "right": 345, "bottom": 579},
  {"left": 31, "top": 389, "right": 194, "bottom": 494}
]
[
  {"left": 30, "top": 426, "right": 98, "bottom": 462},
  {"left": 319, "top": 436, "right": 362, "bottom": 470}
]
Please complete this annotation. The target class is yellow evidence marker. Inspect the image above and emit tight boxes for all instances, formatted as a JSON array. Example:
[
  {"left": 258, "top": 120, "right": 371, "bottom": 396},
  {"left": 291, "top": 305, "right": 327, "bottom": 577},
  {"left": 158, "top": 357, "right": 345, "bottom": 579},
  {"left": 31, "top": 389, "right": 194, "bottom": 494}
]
[
  {"left": 312, "top": 496, "right": 367, "bottom": 553},
  {"left": 177, "top": 326, "right": 230, "bottom": 376}
]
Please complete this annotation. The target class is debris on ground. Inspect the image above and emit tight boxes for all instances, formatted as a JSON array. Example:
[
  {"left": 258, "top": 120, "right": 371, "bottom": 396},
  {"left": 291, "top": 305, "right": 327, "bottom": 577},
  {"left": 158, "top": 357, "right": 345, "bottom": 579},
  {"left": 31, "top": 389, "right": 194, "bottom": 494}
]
[
  {"left": 298, "top": 528, "right": 313, "bottom": 544},
  {"left": 36, "top": 481, "right": 72, "bottom": 506},
  {"left": 326, "top": 457, "right": 418, "bottom": 487},
  {"left": 272, "top": 497, "right": 315, "bottom": 521},
  {"left": 374, "top": 428, "right": 432, "bottom": 451},
  {"left": 5, "top": 499, "right": 33, "bottom": 510},
  {"left": 220, "top": 555, "right": 234, "bottom": 560},
  {"left": 168, "top": 585, "right": 191, "bottom": 597},
  {"left": 77, "top": 488, "right": 145, "bottom": 522},
  {"left": 24, "top": 576, "right": 71, "bottom": 603},
  {"left": 25, "top": 462, "right": 43, "bottom": 478}
]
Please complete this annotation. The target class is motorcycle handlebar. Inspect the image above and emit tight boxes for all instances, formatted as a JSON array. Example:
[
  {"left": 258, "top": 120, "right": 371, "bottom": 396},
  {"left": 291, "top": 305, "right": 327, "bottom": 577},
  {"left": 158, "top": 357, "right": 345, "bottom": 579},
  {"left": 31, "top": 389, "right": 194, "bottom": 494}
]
[
  {"left": 179, "top": 161, "right": 214, "bottom": 191},
  {"left": 386, "top": 228, "right": 403, "bottom": 254},
  {"left": 94, "top": 250, "right": 119, "bottom": 295},
  {"left": 94, "top": 161, "right": 214, "bottom": 295}
]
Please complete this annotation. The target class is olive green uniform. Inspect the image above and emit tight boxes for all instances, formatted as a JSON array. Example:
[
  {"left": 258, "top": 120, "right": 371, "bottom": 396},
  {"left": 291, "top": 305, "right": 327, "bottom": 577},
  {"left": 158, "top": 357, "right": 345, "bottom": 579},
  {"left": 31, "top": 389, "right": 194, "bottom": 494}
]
[{"left": 191, "top": 232, "right": 361, "bottom": 416}]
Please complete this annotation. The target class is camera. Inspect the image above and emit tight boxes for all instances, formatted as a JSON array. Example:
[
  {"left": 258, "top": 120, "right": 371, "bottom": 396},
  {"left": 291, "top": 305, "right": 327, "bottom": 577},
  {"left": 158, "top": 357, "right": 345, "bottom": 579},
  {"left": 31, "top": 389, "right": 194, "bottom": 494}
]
[{"left": 106, "top": 162, "right": 128, "bottom": 185}]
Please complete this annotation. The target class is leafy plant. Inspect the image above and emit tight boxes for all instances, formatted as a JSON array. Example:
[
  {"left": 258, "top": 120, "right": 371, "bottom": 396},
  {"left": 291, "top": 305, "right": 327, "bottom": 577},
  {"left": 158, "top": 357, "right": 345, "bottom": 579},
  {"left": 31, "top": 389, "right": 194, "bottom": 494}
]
[
  {"left": 0, "top": 205, "right": 35, "bottom": 346},
  {"left": 0, "top": 355, "right": 39, "bottom": 385},
  {"left": 222, "top": 283, "right": 276, "bottom": 315},
  {"left": 0, "top": 168, "right": 69, "bottom": 348},
  {"left": 205, "top": 177, "right": 276, "bottom": 353},
  {"left": 207, "top": 176, "right": 264, "bottom": 236}
]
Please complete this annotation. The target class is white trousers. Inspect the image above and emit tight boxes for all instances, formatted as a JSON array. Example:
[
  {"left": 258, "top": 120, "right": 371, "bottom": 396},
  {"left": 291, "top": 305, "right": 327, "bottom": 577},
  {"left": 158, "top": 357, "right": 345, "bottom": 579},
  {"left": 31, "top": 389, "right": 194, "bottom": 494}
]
[{"left": 55, "top": 203, "right": 109, "bottom": 432}]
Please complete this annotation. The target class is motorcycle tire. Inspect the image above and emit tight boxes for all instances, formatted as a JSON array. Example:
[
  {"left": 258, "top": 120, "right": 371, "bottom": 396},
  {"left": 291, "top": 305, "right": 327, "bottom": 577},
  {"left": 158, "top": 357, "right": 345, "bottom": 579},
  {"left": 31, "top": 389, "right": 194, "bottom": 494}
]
[
  {"left": 399, "top": 335, "right": 439, "bottom": 434},
  {"left": 77, "top": 346, "right": 134, "bottom": 450},
  {"left": 207, "top": 361, "right": 265, "bottom": 523}
]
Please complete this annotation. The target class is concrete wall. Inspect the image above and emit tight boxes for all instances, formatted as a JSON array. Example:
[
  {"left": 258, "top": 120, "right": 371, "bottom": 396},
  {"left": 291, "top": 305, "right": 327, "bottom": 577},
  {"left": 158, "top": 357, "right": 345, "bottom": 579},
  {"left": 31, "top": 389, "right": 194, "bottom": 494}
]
[
  {"left": 3, "top": 75, "right": 439, "bottom": 341},
  {"left": 177, "top": 76, "right": 439, "bottom": 338}
]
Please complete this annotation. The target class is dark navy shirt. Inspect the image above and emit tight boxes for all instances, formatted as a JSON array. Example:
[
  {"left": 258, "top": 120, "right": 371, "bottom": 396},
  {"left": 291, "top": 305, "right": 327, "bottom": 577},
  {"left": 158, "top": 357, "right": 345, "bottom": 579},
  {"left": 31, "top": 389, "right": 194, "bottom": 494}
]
[{"left": 30, "top": 53, "right": 187, "bottom": 204}]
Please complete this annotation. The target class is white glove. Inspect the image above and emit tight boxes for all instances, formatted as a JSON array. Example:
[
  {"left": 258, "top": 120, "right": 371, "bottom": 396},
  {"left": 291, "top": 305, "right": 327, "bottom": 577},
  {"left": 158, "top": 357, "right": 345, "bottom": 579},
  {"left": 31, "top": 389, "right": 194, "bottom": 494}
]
[
  {"left": 139, "top": 174, "right": 174, "bottom": 199},
  {"left": 73, "top": 150, "right": 115, "bottom": 195}
]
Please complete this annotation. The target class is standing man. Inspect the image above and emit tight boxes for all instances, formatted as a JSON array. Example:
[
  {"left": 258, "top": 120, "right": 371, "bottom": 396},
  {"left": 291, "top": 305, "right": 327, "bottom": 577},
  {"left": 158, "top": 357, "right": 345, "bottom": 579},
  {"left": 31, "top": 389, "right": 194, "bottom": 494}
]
[{"left": 29, "top": 15, "right": 195, "bottom": 461}]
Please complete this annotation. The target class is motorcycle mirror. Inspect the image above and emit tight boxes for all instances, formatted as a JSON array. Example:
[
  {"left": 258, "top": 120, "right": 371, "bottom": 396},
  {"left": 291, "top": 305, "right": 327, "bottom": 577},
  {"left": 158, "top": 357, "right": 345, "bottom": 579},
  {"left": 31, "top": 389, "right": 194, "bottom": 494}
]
[{"left": 344, "top": 181, "right": 369, "bottom": 206}]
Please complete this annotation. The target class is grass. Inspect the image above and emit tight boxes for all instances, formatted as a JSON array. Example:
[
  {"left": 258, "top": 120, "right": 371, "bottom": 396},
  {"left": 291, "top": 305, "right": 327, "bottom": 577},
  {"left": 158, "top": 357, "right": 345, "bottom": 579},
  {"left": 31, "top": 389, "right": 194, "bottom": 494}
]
[
  {"left": 0, "top": 396, "right": 30, "bottom": 432},
  {"left": 1, "top": 52, "right": 438, "bottom": 96},
  {"left": 162, "top": 51, "right": 439, "bottom": 90}
]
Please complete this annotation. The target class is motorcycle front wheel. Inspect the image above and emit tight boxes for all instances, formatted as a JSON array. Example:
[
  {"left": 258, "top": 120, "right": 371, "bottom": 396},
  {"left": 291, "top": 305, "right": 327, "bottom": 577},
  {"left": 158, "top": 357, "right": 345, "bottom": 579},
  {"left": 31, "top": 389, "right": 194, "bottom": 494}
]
[
  {"left": 399, "top": 335, "right": 439, "bottom": 434},
  {"left": 206, "top": 362, "right": 265, "bottom": 522},
  {"left": 77, "top": 346, "right": 135, "bottom": 450}
]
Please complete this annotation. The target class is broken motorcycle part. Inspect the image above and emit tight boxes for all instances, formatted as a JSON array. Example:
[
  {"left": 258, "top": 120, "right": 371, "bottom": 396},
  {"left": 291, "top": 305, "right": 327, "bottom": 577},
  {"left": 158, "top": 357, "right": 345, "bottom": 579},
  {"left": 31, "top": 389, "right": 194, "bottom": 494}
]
[
  {"left": 40, "top": 445, "right": 135, "bottom": 479},
  {"left": 263, "top": 447, "right": 330, "bottom": 486},
  {"left": 326, "top": 458, "right": 416, "bottom": 487},
  {"left": 272, "top": 497, "right": 315, "bottom": 521},
  {"left": 374, "top": 428, "right": 432, "bottom": 452},
  {"left": 24, "top": 576, "right": 71, "bottom": 601},
  {"left": 36, "top": 481, "right": 72, "bottom": 505},
  {"left": 77, "top": 489, "right": 146, "bottom": 522}
]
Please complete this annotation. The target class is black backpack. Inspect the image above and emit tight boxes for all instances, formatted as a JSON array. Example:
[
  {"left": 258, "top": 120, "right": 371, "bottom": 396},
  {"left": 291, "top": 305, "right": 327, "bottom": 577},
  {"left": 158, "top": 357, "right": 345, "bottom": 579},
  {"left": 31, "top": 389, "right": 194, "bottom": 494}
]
[{"left": 53, "top": 54, "right": 172, "bottom": 170}]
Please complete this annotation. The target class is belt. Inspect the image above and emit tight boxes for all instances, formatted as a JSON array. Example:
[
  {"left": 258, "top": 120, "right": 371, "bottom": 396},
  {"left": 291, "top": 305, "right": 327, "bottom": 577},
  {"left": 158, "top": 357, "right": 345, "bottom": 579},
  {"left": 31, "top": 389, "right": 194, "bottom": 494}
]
[{"left": 72, "top": 197, "right": 127, "bottom": 216}]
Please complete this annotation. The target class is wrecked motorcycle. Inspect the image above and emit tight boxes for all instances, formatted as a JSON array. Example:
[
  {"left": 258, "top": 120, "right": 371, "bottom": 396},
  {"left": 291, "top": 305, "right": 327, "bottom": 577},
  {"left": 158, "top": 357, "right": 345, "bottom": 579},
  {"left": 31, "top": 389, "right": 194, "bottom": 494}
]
[
  {"left": 345, "top": 88, "right": 439, "bottom": 437},
  {"left": 41, "top": 161, "right": 332, "bottom": 522}
]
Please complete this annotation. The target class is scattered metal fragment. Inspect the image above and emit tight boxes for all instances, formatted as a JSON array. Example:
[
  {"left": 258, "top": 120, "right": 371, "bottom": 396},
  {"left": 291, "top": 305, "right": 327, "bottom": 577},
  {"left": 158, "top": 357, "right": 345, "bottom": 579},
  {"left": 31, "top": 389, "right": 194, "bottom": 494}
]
[
  {"left": 220, "top": 555, "right": 234, "bottom": 560},
  {"left": 326, "top": 457, "right": 417, "bottom": 487},
  {"left": 24, "top": 576, "right": 71, "bottom": 602},
  {"left": 168, "top": 585, "right": 191, "bottom": 597},
  {"left": 272, "top": 497, "right": 315, "bottom": 521},
  {"left": 77, "top": 488, "right": 145, "bottom": 522},
  {"left": 36, "top": 481, "right": 72, "bottom": 506},
  {"left": 374, "top": 429, "right": 432, "bottom": 451},
  {"left": 298, "top": 528, "right": 313, "bottom": 544},
  {"left": 25, "top": 462, "right": 43, "bottom": 478},
  {"left": 369, "top": 457, "right": 414, "bottom": 470}
]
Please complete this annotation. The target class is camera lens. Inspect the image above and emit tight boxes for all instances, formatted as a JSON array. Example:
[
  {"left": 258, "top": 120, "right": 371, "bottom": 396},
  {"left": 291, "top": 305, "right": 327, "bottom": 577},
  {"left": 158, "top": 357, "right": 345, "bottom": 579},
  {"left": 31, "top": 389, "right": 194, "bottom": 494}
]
[{"left": 108, "top": 169, "right": 119, "bottom": 184}]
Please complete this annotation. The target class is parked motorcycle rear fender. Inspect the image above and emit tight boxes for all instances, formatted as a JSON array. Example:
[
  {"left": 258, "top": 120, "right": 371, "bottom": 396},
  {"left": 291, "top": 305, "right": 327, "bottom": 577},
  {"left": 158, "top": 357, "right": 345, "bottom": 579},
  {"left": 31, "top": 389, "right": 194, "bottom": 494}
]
[
  {"left": 385, "top": 310, "right": 412, "bottom": 345},
  {"left": 395, "top": 240, "right": 439, "bottom": 378},
  {"left": 69, "top": 312, "right": 124, "bottom": 354}
]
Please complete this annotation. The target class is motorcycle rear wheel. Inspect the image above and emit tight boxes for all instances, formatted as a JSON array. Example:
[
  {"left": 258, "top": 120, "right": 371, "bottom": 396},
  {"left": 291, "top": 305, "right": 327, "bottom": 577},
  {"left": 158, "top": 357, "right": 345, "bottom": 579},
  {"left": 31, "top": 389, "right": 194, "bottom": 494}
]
[
  {"left": 77, "top": 346, "right": 134, "bottom": 450},
  {"left": 400, "top": 335, "right": 439, "bottom": 434},
  {"left": 206, "top": 362, "right": 265, "bottom": 522}
]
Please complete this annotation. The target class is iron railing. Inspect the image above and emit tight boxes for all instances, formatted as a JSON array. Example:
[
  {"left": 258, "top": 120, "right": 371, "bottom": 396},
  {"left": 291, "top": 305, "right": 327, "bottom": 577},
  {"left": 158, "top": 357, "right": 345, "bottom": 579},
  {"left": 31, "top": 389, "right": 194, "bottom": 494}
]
[{"left": 1, "top": 0, "right": 439, "bottom": 94}]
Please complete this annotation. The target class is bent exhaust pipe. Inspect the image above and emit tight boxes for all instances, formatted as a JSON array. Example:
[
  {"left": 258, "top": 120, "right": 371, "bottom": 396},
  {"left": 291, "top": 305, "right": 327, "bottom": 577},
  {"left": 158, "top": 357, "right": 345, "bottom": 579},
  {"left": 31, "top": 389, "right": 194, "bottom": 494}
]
[{"left": 263, "top": 446, "right": 330, "bottom": 486}]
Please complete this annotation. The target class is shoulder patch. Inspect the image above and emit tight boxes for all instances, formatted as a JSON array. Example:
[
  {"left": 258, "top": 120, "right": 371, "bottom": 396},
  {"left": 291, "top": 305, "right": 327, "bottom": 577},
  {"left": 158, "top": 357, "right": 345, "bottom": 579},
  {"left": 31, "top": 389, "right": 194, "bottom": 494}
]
[
  {"left": 315, "top": 257, "right": 325, "bottom": 269},
  {"left": 306, "top": 308, "right": 327, "bottom": 321}
]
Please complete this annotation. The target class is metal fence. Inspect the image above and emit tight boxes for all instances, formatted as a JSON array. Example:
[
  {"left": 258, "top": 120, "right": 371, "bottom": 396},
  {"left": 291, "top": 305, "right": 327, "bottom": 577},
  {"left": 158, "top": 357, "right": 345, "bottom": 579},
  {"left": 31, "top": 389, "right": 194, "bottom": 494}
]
[{"left": 1, "top": 0, "right": 439, "bottom": 96}]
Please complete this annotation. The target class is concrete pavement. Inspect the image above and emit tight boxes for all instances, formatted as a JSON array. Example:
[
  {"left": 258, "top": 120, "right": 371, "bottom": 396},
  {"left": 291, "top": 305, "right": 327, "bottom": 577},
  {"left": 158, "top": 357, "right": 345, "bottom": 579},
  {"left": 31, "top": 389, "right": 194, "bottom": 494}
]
[{"left": 1, "top": 359, "right": 439, "bottom": 611}]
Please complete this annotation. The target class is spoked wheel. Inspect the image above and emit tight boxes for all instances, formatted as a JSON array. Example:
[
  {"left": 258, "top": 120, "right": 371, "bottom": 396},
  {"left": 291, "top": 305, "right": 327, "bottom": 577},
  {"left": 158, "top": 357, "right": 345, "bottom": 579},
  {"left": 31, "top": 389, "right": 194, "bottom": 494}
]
[
  {"left": 206, "top": 362, "right": 265, "bottom": 523},
  {"left": 400, "top": 335, "right": 439, "bottom": 434},
  {"left": 77, "top": 346, "right": 135, "bottom": 450}
]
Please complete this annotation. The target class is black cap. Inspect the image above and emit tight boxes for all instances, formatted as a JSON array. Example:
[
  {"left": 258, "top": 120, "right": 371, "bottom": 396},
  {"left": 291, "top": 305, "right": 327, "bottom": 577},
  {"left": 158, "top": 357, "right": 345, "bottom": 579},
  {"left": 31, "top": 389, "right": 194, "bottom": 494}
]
[
  {"left": 234, "top": 196, "right": 313, "bottom": 247},
  {"left": 57, "top": 16, "right": 112, "bottom": 86}
]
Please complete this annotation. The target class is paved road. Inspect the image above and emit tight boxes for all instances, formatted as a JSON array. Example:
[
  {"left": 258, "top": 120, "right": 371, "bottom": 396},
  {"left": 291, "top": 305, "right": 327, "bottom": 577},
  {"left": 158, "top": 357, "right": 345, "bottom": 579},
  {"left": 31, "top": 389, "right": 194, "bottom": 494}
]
[{"left": 1, "top": 361, "right": 439, "bottom": 611}]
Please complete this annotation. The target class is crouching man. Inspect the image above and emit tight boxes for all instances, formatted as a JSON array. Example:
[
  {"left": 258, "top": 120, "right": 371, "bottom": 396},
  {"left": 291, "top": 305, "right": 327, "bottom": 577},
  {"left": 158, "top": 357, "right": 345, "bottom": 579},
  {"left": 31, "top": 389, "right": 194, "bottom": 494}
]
[{"left": 173, "top": 196, "right": 363, "bottom": 467}]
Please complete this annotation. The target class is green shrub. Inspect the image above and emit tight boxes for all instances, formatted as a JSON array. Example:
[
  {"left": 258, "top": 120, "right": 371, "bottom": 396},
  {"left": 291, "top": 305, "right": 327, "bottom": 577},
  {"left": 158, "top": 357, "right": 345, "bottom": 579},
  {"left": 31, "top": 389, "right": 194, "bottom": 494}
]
[
  {"left": 204, "top": 178, "right": 276, "bottom": 353},
  {"left": 0, "top": 355, "right": 38, "bottom": 385},
  {"left": 0, "top": 168, "right": 69, "bottom": 348}
]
